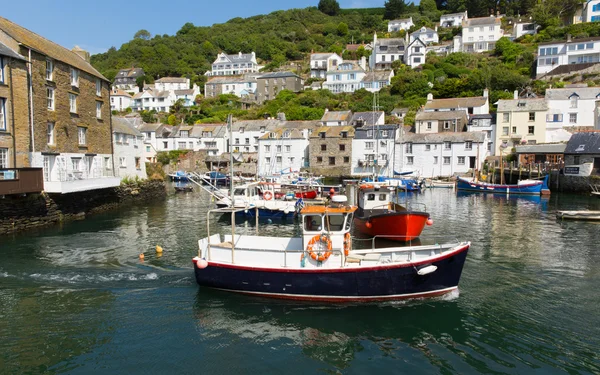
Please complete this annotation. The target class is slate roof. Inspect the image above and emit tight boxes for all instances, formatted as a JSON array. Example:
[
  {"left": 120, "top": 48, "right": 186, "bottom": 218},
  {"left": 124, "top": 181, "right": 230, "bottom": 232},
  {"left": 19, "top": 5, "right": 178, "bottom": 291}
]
[
  {"left": 350, "top": 111, "right": 385, "bottom": 126},
  {"left": 441, "top": 12, "right": 467, "bottom": 18},
  {"left": 564, "top": 132, "right": 600, "bottom": 154},
  {"left": 389, "top": 18, "right": 412, "bottom": 23},
  {"left": 0, "top": 40, "right": 25, "bottom": 60},
  {"left": 330, "top": 61, "right": 364, "bottom": 72},
  {"left": 0, "top": 16, "right": 108, "bottom": 81},
  {"left": 192, "top": 124, "right": 227, "bottom": 138},
  {"left": 116, "top": 68, "right": 144, "bottom": 79},
  {"left": 257, "top": 71, "right": 300, "bottom": 79},
  {"left": 321, "top": 110, "right": 352, "bottom": 123},
  {"left": 374, "top": 38, "right": 406, "bottom": 54},
  {"left": 311, "top": 126, "right": 355, "bottom": 138},
  {"left": 538, "top": 36, "right": 600, "bottom": 46},
  {"left": 231, "top": 119, "right": 282, "bottom": 132},
  {"left": 545, "top": 87, "right": 600, "bottom": 100},
  {"left": 218, "top": 52, "right": 255, "bottom": 64},
  {"left": 497, "top": 99, "right": 548, "bottom": 112},
  {"left": 175, "top": 89, "right": 195, "bottom": 96},
  {"left": 515, "top": 143, "right": 567, "bottom": 154},
  {"left": 424, "top": 96, "right": 487, "bottom": 110},
  {"left": 110, "top": 89, "right": 133, "bottom": 98},
  {"left": 112, "top": 117, "right": 142, "bottom": 136},
  {"left": 362, "top": 71, "right": 393, "bottom": 82},
  {"left": 463, "top": 16, "right": 502, "bottom": 27},
  {"left": 354, "top": 125, "right": 398, "bottom": 139},
  {"left": 259, "top": 127, "right": 305, "bottom": 140},
  {"left": 156, "top": 77, "right": 188, "bottom": 83},
  {"left": 138, "top": 122, "right": 165, "bottom": 132},
  {"left": 207, "top": 76, "right": 257, "bottom": 84},
  {"left": 411, "top": 27, "right": 437, "bottom": 36},
  {"left": 311, "top": 53, "right": 337, "bottom": 60},
  {"left": 403, "top": 132, "right": 486, "bottom": 143},
  {"left": 416, "top": 111, "right": 469, "bottom": 121}
]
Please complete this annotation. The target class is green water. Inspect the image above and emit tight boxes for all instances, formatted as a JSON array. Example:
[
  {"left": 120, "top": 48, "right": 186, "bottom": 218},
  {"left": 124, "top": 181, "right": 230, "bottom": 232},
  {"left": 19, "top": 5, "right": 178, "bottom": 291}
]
[{"left": 1, "top": 188, "right": 599, "bottom": 374}]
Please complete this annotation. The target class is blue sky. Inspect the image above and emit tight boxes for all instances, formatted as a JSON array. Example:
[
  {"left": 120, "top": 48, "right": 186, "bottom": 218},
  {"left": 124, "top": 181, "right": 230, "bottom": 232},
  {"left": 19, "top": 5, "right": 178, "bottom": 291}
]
[{"left": 2, "top": 0, "right": 387, "bottom": 55}]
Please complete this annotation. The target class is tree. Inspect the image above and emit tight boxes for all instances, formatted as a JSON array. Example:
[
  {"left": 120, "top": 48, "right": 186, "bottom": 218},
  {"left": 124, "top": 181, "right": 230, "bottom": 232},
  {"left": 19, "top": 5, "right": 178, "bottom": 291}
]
[
  {"left": 337, "top": 22, "right": 349, "bottom": 36},
  {"left": 384, "top": 0, "right": 407, "bottom": 20},
  {"left": 167, "top": 114, "right": 178, "bottom": 125},
  {"left": 532, "top": 0, "right": 584, "bottom": 28},
  {"left": 133, "top": 29, "right": 151, "bottom": 40},
  {"left": 318, "top": 0, "right": 340, "bottom": 16}
]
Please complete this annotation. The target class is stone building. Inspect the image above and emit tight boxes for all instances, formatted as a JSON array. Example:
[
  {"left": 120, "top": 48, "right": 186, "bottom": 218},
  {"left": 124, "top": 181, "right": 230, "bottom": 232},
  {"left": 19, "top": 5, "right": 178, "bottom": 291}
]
[
  {"left": 0, "top": 16, "right": 118, "bottom": 194},
  {"left": 309, "top": 126, "right": 354, "bottom": 177},
  {"left": 255, "top": 72, "right": 303, "bottom": 103}
]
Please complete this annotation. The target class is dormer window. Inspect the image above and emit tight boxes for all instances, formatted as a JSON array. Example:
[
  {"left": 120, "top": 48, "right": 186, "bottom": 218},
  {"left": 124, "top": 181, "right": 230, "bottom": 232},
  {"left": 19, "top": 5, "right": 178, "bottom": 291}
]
[
  {"left": 282, "top": 131, "right": 290, "bottom": 138},
  {"left": 180, "top": 130, "right": 189, "bottom": 138},
  {"left": 319, "top": 132, "right": 326, "bottom": 139},
  {"left": 240, "top": 127, "right": 245, "bottom": 133},
  {"left": 570, "top": 95, "right": 578, "bottom": 108},
  {"left": 341, "top": 131, "right": 348, "bottom": 138},
  {"left": 269, "top": 132, "right": 277, "bottom": 139},
  {"left": 260, "top": 126, "right": 265, "bottom": 133},
  {"left": 517, "top": 102, "right": 526, "bottom": 107}
]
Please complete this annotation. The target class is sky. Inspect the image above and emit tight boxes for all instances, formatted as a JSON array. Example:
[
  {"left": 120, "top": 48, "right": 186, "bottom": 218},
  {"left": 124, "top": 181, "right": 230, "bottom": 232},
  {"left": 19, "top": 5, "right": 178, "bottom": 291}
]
[{"left": 1, "top": 0, "right": 388, "bottom": 55}]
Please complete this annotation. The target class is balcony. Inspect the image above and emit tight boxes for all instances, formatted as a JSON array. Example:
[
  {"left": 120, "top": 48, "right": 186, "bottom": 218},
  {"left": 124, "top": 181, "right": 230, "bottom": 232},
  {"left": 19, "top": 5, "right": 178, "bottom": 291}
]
[
  {"left": 43, "top": 166, "right": 120, "bottom": 194},
  {"left": 0, "top": 168, "right": 44, "bottom": 196}
]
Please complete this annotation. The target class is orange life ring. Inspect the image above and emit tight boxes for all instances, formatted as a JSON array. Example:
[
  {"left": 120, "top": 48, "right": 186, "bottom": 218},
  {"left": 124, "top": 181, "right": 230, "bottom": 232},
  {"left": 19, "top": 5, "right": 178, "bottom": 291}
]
[
  {"left": 359, "top": 184, "right": 374, "bottom": 189},
  {"left": 343, "top": 233, "right": 352, "bottom": 256},
  {"left": 306, "top": 234, "right": 333, "bottom": 262},
  {"left": 263, "top": 191, "right": 273, "bottom": 201}
]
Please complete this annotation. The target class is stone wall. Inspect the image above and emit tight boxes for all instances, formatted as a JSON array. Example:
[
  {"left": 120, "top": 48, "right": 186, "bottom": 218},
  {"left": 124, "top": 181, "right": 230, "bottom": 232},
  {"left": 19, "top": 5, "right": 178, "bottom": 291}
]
[
  {"left": 557, "top": 174, "right": 600, "bottom": 193},
  {"left": 0, "top": 180, "right": 166, "bottom": 235}
]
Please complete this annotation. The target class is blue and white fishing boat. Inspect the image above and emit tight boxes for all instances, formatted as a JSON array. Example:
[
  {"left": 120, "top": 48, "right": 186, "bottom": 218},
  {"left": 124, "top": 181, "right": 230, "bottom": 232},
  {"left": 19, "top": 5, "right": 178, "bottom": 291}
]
[
  {"left": 168, "top": 170, "right": 191, "bottom": 182},
  {"left": 456, "top": 175, "right": 549, "bottom": 195},
  {"left": 215, "top": 182, "right": 302, "bottom": 220},
  {"left": 193, "top": 195, "right": 470, "bottom": 302}
]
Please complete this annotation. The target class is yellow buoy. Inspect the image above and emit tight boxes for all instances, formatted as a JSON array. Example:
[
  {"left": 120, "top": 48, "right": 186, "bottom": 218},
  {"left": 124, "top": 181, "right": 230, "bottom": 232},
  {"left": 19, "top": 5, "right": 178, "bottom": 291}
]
[
  {"left": 139, "top": 253, "right": 145, "bottom": 261},
  {"left": 156, "top": 245, "right": 163, "bottom": 254}
]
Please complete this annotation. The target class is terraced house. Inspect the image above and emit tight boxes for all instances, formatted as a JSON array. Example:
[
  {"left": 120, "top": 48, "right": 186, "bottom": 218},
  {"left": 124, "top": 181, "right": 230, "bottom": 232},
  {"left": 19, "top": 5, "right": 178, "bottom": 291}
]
[
  {"left": 0, "top": 16, "right": 117, "bottom": 195},
  {"left": 309, "top": 126, "right": 354, "bottom": 177}
]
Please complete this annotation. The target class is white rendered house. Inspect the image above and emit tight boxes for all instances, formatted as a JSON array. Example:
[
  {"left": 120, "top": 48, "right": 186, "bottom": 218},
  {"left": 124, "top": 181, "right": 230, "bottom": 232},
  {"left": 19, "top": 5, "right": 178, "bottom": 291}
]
[
  {"left": 323, "top": 60, "right": 367, "bottom": 94},
  {"left": 204, "top": 75, "right": 258, "bottom": 98},
  {"left": 370, "top": 34, "right": 406, "bottom": 71},
  {"left": 388, "top": 18, "right": 414, "bottom": 32},
  {"left": 405, "top": 38, "right": 427, "bottom": 68},
  {"left": 195, "top": 124, "right": 228, "bottom": 156},
  {"left": 209, "top": 52, "right": 260, "bottom": 76},
  {"left": 583, "top": 0, "right": 600, "bottom": 22},
  {"left": 440, "top": 11, "right": 467, "bottom": 28},
  {"left": 424, "top": 89, "right": 490, "bottom": 115},
  {"left": 351, "top": 125, "right": 398, "bottom": 177},
  {"left": 110, "top": 88, "right": 133, "bottom": 112},
  {"left": 112, "top": 118, "right": 147, "bottom": 179},
  {"left": 410, "top": 27, "right": 439, "bottom": 45},
  {"left": 257, "top": 127, "right": 311, "bottom": 176},
  {"left": 310, "top": 53, "right": 343, "bottom": 79},
  {"left": 461, "top": 16, "right": 503, "bottom": 53},
  {"left": 536, "top": 37, "right": 600, "bottom": 77}
]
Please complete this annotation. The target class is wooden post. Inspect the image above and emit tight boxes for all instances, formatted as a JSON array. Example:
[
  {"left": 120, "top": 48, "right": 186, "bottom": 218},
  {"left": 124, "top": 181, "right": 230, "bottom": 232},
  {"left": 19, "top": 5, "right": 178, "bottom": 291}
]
[{"left": 538, "top": 164, "right": 541, "bottom": 179}]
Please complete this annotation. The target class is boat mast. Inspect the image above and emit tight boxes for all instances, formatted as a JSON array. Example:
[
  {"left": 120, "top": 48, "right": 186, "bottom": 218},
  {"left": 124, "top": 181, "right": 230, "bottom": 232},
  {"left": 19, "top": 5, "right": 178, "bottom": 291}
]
[{"left": 228, "top": 114, "right": 236, "bottom": 263}]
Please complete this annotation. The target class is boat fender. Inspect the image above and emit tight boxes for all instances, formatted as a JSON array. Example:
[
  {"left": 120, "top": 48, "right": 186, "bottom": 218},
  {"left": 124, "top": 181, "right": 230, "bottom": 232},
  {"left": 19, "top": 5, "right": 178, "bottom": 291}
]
[
  {"left": 426, "top": 218, "right": 433, "bottom": 226},
  {"left": 366, "top": 221, "right": 372, "bottom": 228},
  {"left": 343, "top": 233, "right": 352, "bottom": 256},
  {"left": 156, "top": 245, "right": 163, "bottom": 254},
  {"left": 264, "top": 191, "right": 273, "bottom": 201},
  {"left": 417, "top": 265, "right": 437, "bottom": 276},
  {"left": 193, "top": 257, "right": 208, "bottom": 269},
  {"left": 139, "top": 253, "right": 145, "bottom": 261}
]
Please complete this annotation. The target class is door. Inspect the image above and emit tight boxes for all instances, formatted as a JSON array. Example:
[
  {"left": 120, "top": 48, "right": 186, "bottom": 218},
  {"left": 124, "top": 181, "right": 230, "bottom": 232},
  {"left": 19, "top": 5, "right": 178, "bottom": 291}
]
[
  {"left": 594, "top": 157, "right": 600, "bottom": 174},
  {"left": 469, "top": 156, "right": 476, "bottom": 169},
  {"left": 43, "top": 156, "right": 55, "bottom": 182}
]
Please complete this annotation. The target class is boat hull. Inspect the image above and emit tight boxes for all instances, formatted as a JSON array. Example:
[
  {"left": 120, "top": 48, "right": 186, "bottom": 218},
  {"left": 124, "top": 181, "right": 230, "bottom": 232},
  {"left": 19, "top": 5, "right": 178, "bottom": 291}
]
[
  {"left": 193, "top": 244, "right": 469, "bottom": 302},
  {"left": 354, "top": 212, "right": 430, "bottom": 241},
  {"left": 456, "top": 176, "right": 548, "bottom": 195}
]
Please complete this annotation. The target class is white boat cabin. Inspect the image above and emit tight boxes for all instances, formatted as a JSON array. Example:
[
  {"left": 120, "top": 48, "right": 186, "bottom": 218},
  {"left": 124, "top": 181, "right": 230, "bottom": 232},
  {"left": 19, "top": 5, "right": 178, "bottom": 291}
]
[{"left": 357, "top": 185, "right": 393, "bottom": 212}]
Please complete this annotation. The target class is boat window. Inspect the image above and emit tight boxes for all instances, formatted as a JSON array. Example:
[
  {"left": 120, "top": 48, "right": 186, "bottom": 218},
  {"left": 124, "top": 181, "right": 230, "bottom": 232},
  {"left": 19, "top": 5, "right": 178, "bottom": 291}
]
[
  {"left": 367, "top": 194, "right": 375, "bottom": 201},
  {"left": 326, "top": 215, "right": 344, "bottom": 231},
  {"left": 379, "top": 194, "right": 387, "bottom": 201},
  {"left": 234, "top": 188, "right": 245, "bottom": 196},
  {"left": 304, "top": 215, "right": 322, "bottom": 231},
  {"left": 344, "top": 214, "right": 352, "bottom": 230}
]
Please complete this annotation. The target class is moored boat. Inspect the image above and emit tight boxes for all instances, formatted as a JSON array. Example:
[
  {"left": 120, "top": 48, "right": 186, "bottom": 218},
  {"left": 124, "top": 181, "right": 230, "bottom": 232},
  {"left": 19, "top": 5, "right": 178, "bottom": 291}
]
[
  {"left": 456, "top": 175, "right": 549, "bottom": 195},
  {"left": 192, "top": 196, "right": 470, "bottom": 302},
  {"left": 353, "top": 184, "right": 431, "bottom": 241},
  {"left": 556, "top": 210, "right": 600, "bottom": 221}
]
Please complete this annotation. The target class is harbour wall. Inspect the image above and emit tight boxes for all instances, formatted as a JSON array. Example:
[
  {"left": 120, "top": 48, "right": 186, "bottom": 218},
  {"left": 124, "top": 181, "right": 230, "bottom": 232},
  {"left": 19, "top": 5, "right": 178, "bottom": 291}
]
[{"left": 0, "top": 180, "right": 166, "bottom": 235}]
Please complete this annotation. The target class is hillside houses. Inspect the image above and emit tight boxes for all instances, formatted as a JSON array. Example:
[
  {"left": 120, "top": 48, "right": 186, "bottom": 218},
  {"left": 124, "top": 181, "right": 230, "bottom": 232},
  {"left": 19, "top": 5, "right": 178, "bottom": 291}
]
[
  {"left": 208, "top": 52, "right": 261, "bottom": 76},
  {"left": 310, "top": 53, "right": 343, "bottom": 79}
]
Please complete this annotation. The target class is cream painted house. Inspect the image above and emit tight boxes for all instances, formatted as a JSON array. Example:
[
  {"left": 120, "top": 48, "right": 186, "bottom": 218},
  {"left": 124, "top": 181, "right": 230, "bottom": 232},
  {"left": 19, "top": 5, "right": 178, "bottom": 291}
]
[{"left": 495, "top": 98, "right": 548, "bottom": 156}]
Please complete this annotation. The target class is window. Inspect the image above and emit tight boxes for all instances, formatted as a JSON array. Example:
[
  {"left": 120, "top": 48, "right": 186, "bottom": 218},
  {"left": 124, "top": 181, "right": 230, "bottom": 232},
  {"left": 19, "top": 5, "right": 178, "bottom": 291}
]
[
  {"left": 574, "top": 155, "right": 581, "bottom": 165},
  {"left": 405, "top": 143, "right": 413, "bottom": 153},
  {"left": 570, "top": 96, "right": 578, "bottom": 108},
  {"left": 341, "top": 131, "right": 348, "bottom": 138},
  {"left": 146, "top": 146, "right": 151, "bottom": 152},
  {"left": 546, "top": 114, "right": 563, "bottom": 122},
  {"left": 512, "top": 126, "right": 517, "bottom": 134},
  {"left": 276, "top": 145, "right": 282, "bottom": 153},
  {"left": 265, "top": 145, "right": 270, "bottom": 152},
  {"left": 119, "top": 157, "right": 126, "bottom": 167},
  {"left": 47, "top": 122, "right": 55, "bottom": 145},
  {"left": 69, "top": 93, "right": 77, "bottom": 113},
  {"left": 317, "top": 156, "right": 323, "bottom": 163},
  {"left": 0, "top": 98, "right": 5, "bottom": 131},
  {"left": 285, "top": 145, "right": 291, "bottom": 153},
  {"left": 427, "top": 121, "right": 432, "bottom": 130},
  {"left": 529, "top": 112, "right": 535, "bottom": 121},
  {"left": 266, "top": 157, "right": 271, "bottom": 164},
  {"left": 319, "top": 132, "right": 326, "bottom": 139},
  {"left": 343, "top": 156, "right": 349, "bottom": 163},
  {"left": 503, "top": 113, "right": 509, "bottom": 123},
  {"left": 321, "top": 144, "right": 326, "bottom": 151},
  {"left": 443, "top": 121, "right": 451, "bottom": 130},
  {"left": 0, "top": 57, "right": 4, "bottom": 83},
  {"left": 135, "top": 157, "right": 141, "bottom": 170},
  {"left": 425, "top": 144, "right": 431, "bottom": 151},
  {"left": 570, "top": 113, "right": 577, "bottom": 123},
  {"left": 163, "top": 141, "right": 168, "bottom": 149},
  {"left": 47, "top": 87, "right": 55, "bottom": 110},
  {"left": 329, "top": 156, "right": 335, "bottom": 165},
  {"left": 339, "top": 144, "right": 345, "bottom": 151},
  {"left": 443, "top": 156, "right": 451, "bottom": 164},
  {"left": 96, "top": 102, "right": 102, "bottom": 118},
  {"left": 407, "top": 156, "right": 414, "bottom": 165},
  {"left": 0, "top": 148, "right": 8, "bottom": 168},
  {"left": 458, "top": 156, "right": 465, "bottom": 165},
  {"left": 46, "top": 60, "right": 53, "bottom": 81},
  {"left": 444, "top": 141, "right": 451, "bottom": 150},
  {"left": 71, "top": 157, "right": 81, "bottom": 171},
  {"left": 365, "top": 142, "right": 373, "bottom": 149},
  {"left": 528, "top": 126, "right": 535, "bottom": 135},
  {"left": 96, "top": 79, "right": 102, "bottom": 96},
  {"left": 70, "top": 68, "right": 79, "bottom": 87},
  {"left": 276, "top": 156, "right": 282, "bottom": 163},
  {"left": 465, "top": 141, "right": 472, "bottom": 150},
  {"left": 78, "top": 127, "right": 86, "bottom": 145},
  {"left": 433, "top": 156, "right": 438, "bottom": 164},
  {"left": 289, "top": 157, "right": 295, "bottom": 163}
]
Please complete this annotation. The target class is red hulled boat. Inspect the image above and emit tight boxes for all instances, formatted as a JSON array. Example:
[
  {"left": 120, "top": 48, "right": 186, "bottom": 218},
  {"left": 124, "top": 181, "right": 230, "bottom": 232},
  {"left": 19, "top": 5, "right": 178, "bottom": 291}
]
[{"left": 353, "top": 184, "right": 431, "bottom": 241}]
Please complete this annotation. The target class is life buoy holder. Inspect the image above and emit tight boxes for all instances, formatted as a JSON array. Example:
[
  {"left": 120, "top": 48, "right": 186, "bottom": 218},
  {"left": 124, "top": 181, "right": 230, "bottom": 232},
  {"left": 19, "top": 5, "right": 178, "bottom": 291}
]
[
  {"left": 263, "top": 191, "right": 273, "bottom": 201},
  {"left": 343, "top": 233, "right": 352, "bottom": 256},
  {"left": 306, "top": 234, "right": 333, "bottom": 262}
]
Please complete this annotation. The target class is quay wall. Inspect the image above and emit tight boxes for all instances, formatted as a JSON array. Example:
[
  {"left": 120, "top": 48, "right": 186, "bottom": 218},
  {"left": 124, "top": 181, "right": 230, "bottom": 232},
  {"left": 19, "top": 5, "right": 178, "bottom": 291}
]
[
  {"left": 0, "top": 180, "right": 166, "bottom": 235},
  {"left": 555, "top": 174, "right": 600, "bottom": 194}
]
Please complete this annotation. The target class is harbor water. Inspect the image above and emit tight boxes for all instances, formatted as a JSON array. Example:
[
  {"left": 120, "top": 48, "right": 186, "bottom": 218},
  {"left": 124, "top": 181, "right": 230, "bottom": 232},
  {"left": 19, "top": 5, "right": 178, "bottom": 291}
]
[{"left": 1, "top": 187, "right": 600, "bottom": 374}]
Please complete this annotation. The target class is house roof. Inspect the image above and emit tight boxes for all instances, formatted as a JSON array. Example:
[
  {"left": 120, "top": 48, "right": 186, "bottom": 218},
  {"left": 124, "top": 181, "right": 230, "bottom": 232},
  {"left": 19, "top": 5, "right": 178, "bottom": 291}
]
[
  {"left": 311, "top": 53, "right": 338, "bottom": 60},
  {"left": 138, "top": 122, "right": 165, "bottom": 132},
  {"left": 411, "top": 27, "right": 437, "bottom": 36},
  {"left": 321, "top": 110, "right": 352, "bottom": 122},
  {"left": 515, "top": 143, "right": 567, "bottom": 154},
  {"left": 545, "top": 87, "right": 600, "bottom": 100},
  {"left": 375, "top": 38, "right": 406, "bottom": 51},
  {"left": 330, "top": 61, "right": 364, "bottom": 73},
  {"left": 259, "top": 127, "right": 304, "bottom": 140},
  {"left": 191, "top": 124, "right": 227, "bottom": 137},
  {"left": 0, "top": 16, "right": 108, "bottom": 81},
  {"left": 175, "top": 89, "right": 195, "bottom": 96},
  {"left": 441, "top": 12, "right": 467, "bottom": 19},
  {"left": 116, "top": 68, "right": 144, "bottom": 79},
  {"left": 156, "top": 77, "right": 187, "bottom": 83},
  {"left": 207, "top": 76, "right": 257, "bottom": 84},
  {"left": 258, "top": 71, "right": 300, "bottom": 79},
  {"left": 112, "top": 117, "right": 141, "bottom": 136},
  {"left": 391, "top": 107, "right": 409, "bottom": 114},
  {"left": 564, "top": 132, "right": 600, "bottom": 154},
  {"left": 0, "top": 40, "right": 25, "bottom": 60},
  {"left": 311, "top": 126, "right": 355, "bottom": 138},
  {"left": 216, "top": 52, "right": 256, "bottom": 64},
  {"left": 362, "top": 71, "right": 393, "bottom": 82},
  {"left": 416, "top": 111, "right": 469, "bottom": 121},
  {"left": 389, "top": 18, "right": 412, "bottom": 23},
  {"left": 403, "top": 132, "right": 486, "bottom": 143},
  {"left": 463, "top": 16, "right": 501, "bottom": 27},
  {"left": 345, "top": 43, "right": 370, "bottom": 51},
  {"left": 354, "top": 124, "right": 398, "bottom": 139},
  {"left": 497, "top": 98, "right": 548, "bottom": 112},
  {"left": 350, "top": 111, "right": 385, "bottom": 126},
  {"left": 538, "top": 36, "right": 600, "bottom": 46},
  {"left": 424, "top": 96, "right": 487, "bottom": 110},
  {"left": 110, "top": 89, "right": 133, "bottom": 98},
  {"left": 231, "top": 119, "right": 282, "bottom": 132}
]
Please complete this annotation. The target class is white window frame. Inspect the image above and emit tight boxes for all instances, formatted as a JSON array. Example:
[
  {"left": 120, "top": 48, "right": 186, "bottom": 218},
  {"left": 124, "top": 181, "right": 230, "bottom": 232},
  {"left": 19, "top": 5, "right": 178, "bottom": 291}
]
[
  {"left": 0, "top": 57, "right": 4, "bottom": 83},
  {"left": 458, "top": 156, "right": 465, "bottom": 165},
  {"left": 78, "top": 127, "right": 86, "bottom": 145},
  {"left": 46, "top": 59, "right": 53, "bottom": 81},
  {"left": 569, "top": 113, "right": 577, "bottom": 124},
  {"left": 70, "top": 68, "right": 79, "bottom": 87},
  {"left": 47, "top": 87, "right": 55, "bottom": 110},
  {"left": 0, "top": 98, "right": 5, "bottom": 131},
  {"left": 443, "top": 156, "right": 451, "bottom": 165},
  {"left": 96, "top": 101, "right": 102, "bottom": 119},
  {"left": 69, "top": 93, "right": 77, "bottom": 113},
  {"left": 406, "top": 156, "right": 414, "bottom": 165},
  {"left": 119, "top": 157, "right": 126, "bottom": 167},
  {"left": 47, "top": 122, "right": 55, "bottom": 145},
  {"left": 96, "top": 79, "right": 102, "bottom": 96}
]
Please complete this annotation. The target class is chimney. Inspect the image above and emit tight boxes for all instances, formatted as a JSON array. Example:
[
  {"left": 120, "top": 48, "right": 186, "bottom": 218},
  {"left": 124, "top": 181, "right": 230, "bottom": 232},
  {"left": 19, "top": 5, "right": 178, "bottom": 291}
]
[
  {"left": 434, "top": 25, "right": 438, "bottom": 32},
  {"left": 567, "top": 34, "right": 572, "bottom": 42},
  {"left": 483, "top": 88, "right": 489, "bottom": 98},
  {"left": 595, "top": 100, "right": 600, "bottom": 130},
  {"left": 427, "top": 93, "right": 433, "bottom": 102},
  {"left": 360, "top": 56, "right": 367, "bottom": 71},
  {"left": 514, "top": 90, "right": 519, "bottom": 99},
  {"left": 72, "top": 45, "right": 90, "bottom": 63},
  {"left": 239, "top": 51, "right": 242, "bottom": 57}
]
